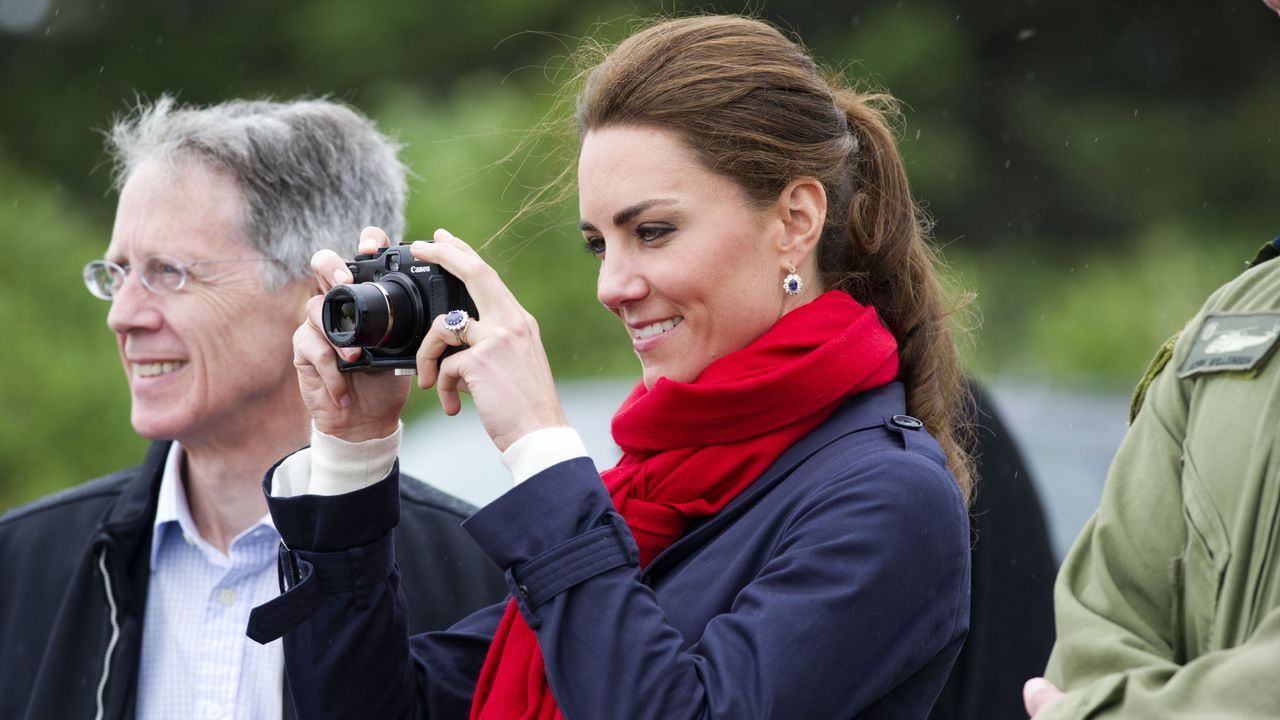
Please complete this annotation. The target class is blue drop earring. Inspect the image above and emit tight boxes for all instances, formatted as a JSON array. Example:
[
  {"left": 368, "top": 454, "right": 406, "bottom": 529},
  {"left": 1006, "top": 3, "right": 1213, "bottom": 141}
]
[{"left": 783, "top": 264, "right": 803, "bottom": 296}]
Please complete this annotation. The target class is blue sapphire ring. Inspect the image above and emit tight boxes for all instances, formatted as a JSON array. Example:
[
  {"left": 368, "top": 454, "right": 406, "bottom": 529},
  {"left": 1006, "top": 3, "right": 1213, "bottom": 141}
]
[{"left": 443, "top": 309, "right": 471, "bottom": 345}]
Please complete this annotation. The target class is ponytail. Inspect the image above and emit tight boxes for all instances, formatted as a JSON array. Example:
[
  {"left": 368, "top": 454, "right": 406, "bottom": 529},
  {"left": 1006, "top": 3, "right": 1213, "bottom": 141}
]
[{"left": 823, "top": 89, "right": 975, "bottom": 501}]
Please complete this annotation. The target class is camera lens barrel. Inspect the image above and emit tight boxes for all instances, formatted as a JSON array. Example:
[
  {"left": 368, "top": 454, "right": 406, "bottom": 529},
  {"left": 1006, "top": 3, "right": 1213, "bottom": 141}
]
[{"left": 322, "top": 278, "right": 422, "bottom": 352}]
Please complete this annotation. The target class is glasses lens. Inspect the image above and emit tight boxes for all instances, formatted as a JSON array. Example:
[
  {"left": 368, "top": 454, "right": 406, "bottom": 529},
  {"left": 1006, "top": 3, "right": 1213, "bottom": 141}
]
[
  {"left": 141, "top": 256, "right": 186, "bottom": 293},
  {"left": 83, "top": 261, "right": 122, "bottom": 300}
]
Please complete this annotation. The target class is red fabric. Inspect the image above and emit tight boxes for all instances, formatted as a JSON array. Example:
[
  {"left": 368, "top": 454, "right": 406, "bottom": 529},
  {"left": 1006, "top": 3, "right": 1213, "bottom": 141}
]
[{"left": 469, "top": 291, "right": 899, "bottom": 720}]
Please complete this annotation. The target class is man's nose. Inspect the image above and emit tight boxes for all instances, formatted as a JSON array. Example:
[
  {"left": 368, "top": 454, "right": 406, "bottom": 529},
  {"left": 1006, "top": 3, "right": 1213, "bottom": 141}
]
[{"left": 106, "top": 271, "right": 161, "bottom": 334}]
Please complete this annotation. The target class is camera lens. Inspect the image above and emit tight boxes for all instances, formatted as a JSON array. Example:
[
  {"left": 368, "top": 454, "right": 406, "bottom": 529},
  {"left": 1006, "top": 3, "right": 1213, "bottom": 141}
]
[
  {"left": 321, "top": 279, "right": 419, "bottom": 350},
  {"left": 333, "top": 299, "right": 358, "bottom": 333}
]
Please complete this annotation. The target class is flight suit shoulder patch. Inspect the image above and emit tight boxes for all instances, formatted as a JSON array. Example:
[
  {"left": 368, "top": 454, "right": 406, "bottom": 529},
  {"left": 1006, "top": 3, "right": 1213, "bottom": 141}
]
[{"left": 1176, "top": 312, "right": 1280, "bottom": 380}]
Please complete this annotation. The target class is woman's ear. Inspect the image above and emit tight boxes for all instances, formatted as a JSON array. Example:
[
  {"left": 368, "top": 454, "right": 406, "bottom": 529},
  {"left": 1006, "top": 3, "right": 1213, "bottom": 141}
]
[{"left": 774, "top": 177, "right": 826, "bottom": 269}]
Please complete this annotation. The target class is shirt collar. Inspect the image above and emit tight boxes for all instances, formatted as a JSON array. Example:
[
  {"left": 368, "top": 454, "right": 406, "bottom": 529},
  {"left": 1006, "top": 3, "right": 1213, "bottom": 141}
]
[{"left": 149, "top": 442, "right": 277, "bottom": 571}]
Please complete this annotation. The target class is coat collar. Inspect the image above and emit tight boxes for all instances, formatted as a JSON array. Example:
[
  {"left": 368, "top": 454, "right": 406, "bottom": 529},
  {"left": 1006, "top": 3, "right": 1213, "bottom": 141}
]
[
  {"left": 92, "top": 441, "right": 170, "bottom": 612},
  {"left": 641, "top": 382, "right": 906, "bottom": 580},
  {"left": 98, "top": 440, "right": 170, "bottom": 541}
]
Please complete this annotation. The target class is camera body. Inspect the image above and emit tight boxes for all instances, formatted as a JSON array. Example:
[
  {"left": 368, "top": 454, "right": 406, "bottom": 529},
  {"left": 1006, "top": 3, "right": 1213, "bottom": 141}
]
[{"left": 321, "top": 244, "right": 476, "bottom": 372}]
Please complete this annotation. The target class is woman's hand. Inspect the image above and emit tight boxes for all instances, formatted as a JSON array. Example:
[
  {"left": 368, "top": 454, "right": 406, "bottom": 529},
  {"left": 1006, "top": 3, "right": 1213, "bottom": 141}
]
[
  {"left": 1023, "top": 678, "right": 1064, "bottom": 719},
  {"left": 293, "top": 227, "right": 411, "bottom": 443},
  {"left": 413, "top": 228, "right": 568, "bottom": 452}
]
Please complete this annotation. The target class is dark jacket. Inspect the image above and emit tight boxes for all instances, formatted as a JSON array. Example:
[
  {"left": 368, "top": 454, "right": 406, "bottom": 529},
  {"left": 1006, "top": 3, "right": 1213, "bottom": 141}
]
[
  {"left": 930, "top": 381, "right": 1057, "bottom": 720},
  {"left": 250, "top": 382, "right": 971, "bottom": 719},
  {"left": 0, "top": 440, "right": 507, "bottom": 720}
]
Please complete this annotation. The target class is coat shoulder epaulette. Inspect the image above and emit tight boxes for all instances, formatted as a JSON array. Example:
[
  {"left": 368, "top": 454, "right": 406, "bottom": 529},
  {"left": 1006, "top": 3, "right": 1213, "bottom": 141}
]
[
  {"left": 1246, "top": 236, "right": 1280, "bottom": 269},
  {"left": 1129, "top": 331, "right": 1180, "bottom": 424}
]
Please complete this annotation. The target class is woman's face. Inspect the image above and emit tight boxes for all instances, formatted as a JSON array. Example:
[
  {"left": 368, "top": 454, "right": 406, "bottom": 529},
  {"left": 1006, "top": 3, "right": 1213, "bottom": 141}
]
[{"left": 578, "top": 125, "right": 792, "bottom": 389}]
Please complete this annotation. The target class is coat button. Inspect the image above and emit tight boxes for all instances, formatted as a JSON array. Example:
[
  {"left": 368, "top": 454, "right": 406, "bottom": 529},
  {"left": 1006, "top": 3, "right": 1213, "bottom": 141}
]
[
  {"left": 518, "top": 584, "right": 530, "bottom": 598},
  {"left": 891, "top": 414, "right": 923, "bottom": 429}
]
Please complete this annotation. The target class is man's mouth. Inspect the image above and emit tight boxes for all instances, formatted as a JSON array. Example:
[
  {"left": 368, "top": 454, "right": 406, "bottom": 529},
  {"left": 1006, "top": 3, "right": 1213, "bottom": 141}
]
[{"left": 134, "top": 361, "right": 189, "bottom": 378}]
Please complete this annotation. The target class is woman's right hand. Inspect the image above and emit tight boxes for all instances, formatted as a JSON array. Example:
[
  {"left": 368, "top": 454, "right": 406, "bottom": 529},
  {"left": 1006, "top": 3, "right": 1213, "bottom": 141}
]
[
  {"left": 293, "top": 227, "right": 411, "bottom": 443},
  {"left": 410, "top": 228, "right": 568, "bottom": 453}
]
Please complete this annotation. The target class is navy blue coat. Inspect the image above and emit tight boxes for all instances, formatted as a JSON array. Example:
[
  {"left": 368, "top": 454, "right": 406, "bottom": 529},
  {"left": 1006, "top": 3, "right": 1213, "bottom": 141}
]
[{"left": 248, "top": 382, "right": 971, "bottom": 719}]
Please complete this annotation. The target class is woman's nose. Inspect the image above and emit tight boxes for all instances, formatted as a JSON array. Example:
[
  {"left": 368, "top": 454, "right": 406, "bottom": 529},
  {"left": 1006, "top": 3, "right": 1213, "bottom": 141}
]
[{"left": 596, "top": 249, "right": 648, "bottom": 309}]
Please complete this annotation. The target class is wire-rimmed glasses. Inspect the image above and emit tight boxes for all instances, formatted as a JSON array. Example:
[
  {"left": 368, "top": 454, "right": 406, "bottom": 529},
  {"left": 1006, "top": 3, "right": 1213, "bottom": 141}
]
[{"left": 83, "top": 255, "right": 276, "bottom": 300}]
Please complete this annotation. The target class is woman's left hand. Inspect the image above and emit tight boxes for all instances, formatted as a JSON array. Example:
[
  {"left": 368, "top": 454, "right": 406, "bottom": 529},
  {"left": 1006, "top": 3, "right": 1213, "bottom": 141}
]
[{"left": 413, "top": 228, "right": 568, "bottom": 452}]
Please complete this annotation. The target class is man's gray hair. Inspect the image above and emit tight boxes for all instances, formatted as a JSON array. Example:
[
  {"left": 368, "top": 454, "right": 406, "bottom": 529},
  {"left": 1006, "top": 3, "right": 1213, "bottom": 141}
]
[{"left": 106, "top": 95, "right": 407, "bottom": 288}]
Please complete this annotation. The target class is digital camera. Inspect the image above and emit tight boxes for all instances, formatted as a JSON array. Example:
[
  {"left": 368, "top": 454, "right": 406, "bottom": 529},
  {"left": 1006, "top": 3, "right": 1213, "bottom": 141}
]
[{"left": 321, "top": 244, "right": 476, "bottom": 372}]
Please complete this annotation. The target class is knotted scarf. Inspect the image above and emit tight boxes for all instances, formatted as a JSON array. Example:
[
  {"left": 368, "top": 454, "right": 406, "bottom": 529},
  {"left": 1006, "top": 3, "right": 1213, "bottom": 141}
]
[{"left": 469, "top": 290, "right": 899, "bottom": 719}]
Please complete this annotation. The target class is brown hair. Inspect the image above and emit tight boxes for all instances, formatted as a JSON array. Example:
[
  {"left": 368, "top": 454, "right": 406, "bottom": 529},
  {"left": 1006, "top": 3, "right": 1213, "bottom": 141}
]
[{"left": 576, "top": 15, "right": 974, "bottom": 501}]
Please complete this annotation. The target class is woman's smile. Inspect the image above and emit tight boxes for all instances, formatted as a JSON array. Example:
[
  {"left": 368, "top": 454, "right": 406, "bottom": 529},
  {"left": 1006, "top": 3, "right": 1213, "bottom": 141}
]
[{"left": 630, "top": 315, "right": 683, "bottom": 345}]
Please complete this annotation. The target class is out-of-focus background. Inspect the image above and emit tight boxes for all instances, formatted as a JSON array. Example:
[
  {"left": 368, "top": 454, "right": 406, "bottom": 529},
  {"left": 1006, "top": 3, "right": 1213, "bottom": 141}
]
[{"left": 1, "top": 0, "right": 1277, "bottom": 553}]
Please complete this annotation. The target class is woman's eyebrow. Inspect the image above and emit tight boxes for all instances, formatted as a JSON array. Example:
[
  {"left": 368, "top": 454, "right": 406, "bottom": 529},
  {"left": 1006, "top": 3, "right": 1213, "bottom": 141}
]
[{"left": 579, "top": 198, "right": 679, "bottom": 232}]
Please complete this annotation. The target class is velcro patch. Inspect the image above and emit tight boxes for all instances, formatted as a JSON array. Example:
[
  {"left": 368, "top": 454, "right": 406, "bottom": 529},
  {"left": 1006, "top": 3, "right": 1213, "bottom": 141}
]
[{"left": 1178, "top": 312, "right": 1280, "bottom": 378}]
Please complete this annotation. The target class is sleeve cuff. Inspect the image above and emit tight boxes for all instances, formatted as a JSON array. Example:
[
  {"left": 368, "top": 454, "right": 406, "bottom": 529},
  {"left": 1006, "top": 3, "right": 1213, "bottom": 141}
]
[
  {"left": 270, "top": 422, "right": 402, "bottom": 497},
  {"left": 501, "top": 426, "right": 589, "bottom": 484}
]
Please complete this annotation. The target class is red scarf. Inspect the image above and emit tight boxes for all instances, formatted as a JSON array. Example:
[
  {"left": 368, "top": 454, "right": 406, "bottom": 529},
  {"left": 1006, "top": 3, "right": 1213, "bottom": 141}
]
[{"left": 469, "top": 291, "right": 899, "bottom": 720}]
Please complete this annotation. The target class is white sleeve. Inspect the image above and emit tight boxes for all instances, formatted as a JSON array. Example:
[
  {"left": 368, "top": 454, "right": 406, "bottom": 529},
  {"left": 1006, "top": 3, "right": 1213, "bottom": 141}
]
[
  {"left": 270, "top": 422, "right": 402, "bottom": 498},
  {"left": 500, "top": 426, "right": 590, "bottom": 484},
  {"left": 270, "top": 422, "right": 589, "bottom": 498}
]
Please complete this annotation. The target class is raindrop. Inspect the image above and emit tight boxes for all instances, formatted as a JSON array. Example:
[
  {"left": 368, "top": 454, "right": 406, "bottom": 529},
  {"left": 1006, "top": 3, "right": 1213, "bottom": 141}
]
[
  {"left": 915, "top": 129, "right": 921, "bottom": 140},
  {"left": 1133, "top": 109, "right": 1139, "bottom": 118},
  {"left": 1017, "top": 28, "right": 1036, "bottom": 41},
  {"left": 1003, "top": 159, "right": 1011, "bottom": 170}
]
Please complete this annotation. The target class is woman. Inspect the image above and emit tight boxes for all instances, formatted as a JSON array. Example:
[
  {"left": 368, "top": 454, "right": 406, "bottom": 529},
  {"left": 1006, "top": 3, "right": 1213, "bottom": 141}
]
[{"left": 249, "top": 15, "right": 973, "bottom": 719}]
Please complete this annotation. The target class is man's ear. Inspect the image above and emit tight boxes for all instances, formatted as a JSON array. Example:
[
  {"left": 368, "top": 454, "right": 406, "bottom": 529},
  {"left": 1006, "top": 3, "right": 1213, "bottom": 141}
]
[{"left": 773, "top": 177, "right": 826, "bottom": 270}]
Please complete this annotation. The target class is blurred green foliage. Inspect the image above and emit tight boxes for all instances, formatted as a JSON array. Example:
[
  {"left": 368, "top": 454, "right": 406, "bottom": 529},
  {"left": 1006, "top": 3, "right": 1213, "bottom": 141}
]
[{"left": 1, "top": 0, "right": 1277, "bottom": 510}]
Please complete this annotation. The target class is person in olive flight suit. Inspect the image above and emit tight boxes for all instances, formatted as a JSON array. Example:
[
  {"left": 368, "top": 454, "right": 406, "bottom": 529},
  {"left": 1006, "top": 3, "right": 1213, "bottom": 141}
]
[{"left": 1023, "top": 234, "right": 1280, "bottom": 719}]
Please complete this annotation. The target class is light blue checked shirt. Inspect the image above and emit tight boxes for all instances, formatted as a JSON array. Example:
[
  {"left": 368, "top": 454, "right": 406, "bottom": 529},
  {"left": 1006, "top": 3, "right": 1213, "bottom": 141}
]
[{"left": 137, "top": 443, "right": 284, "bottom": 720}]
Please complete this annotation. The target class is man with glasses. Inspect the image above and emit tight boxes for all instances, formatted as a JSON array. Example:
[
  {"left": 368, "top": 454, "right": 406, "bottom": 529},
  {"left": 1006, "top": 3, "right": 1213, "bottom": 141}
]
[{"left": 0, "top": 97, "right": 506, "bottom": 720}]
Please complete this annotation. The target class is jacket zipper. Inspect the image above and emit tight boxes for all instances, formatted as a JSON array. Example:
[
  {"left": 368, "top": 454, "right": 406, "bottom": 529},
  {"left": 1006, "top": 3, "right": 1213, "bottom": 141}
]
[{"left": 95, "top": 547, "right": 122, "bottom": 720}]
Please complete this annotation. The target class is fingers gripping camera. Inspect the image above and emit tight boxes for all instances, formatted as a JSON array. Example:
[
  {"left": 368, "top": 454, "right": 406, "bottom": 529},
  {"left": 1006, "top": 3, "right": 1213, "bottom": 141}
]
[{"left": 321, "top": 244, "right": 477, "bottom": 372}]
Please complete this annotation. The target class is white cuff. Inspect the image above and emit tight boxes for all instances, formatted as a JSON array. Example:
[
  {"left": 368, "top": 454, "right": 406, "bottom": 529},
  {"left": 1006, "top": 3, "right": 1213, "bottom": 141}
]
[
  {"left": 501, "top": 426, "right": 589, "bottom": 485},
  {"left": 270, "top": 422, "right": 402, "bottom": 498}
]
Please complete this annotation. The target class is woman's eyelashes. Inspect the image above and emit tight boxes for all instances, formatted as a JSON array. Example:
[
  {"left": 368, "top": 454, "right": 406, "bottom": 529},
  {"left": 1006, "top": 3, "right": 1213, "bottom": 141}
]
[
  {"left": 581, "top": 223, "right": 675, "bottom": 258},
  {"left": 636, "top": 224, "right": 674, "bottom": 242},
  {"left": 581, "top": 236, "right": 606, "bottom": 257}
]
